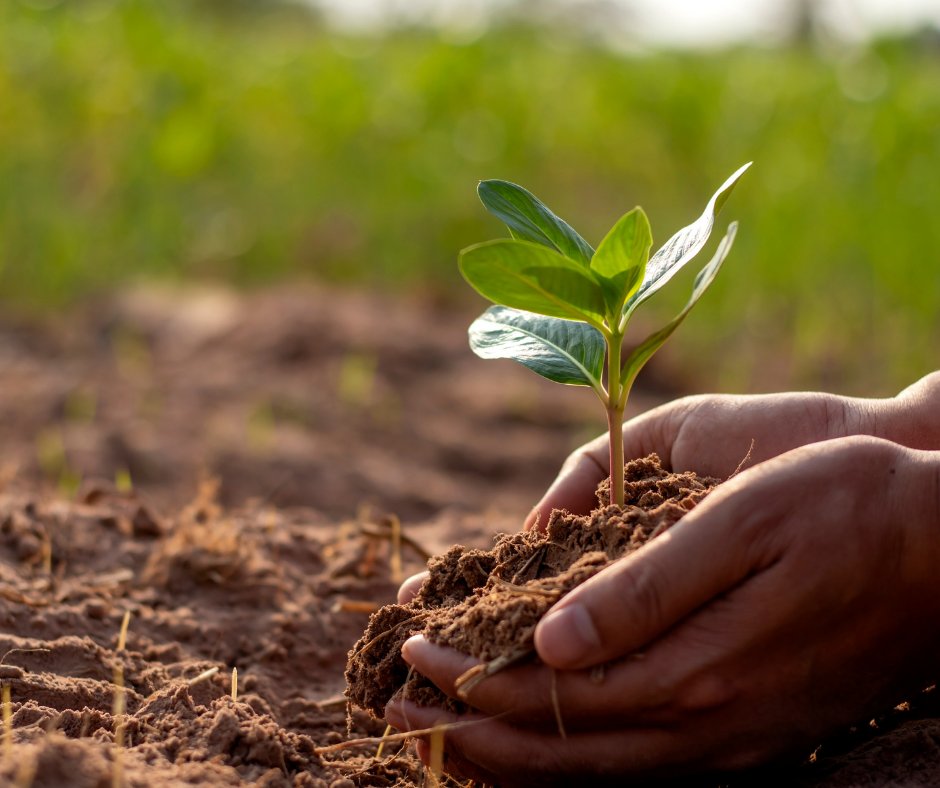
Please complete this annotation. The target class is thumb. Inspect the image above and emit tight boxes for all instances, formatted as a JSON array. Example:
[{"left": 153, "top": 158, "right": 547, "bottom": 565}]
[{"left": 533, "top": 476, "right": 775, "bottom": 669}]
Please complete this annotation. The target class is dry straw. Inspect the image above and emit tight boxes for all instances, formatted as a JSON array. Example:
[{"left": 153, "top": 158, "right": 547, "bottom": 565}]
[
  {"left": 112, "top": 664, "right": 126, "bottom": 788},
  {"left": 374, "top": 723, "right": 393, "bottom": 759},
  {"left": 112, "top": 611, "right": 131, "bottom": 788},
  {"left": 2, "top": 683, "right": 11, "bottom": 759},
  {"left": 313, "top": 715, "right": 507, "bottom": 756},
  {"left": 389, "top": 514, "right": 403, "bottom": 584},
  {"left": 186, "top": 666, "right": 219, "bottom": 687},
  {"left": 117, "top": 610, "right": 130, "bottom": 651}
]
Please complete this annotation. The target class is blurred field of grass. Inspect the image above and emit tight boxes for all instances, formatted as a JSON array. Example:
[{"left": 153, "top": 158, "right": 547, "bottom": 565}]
[{"left": 2, "top": 1, "right": 939, "bottom": 396}]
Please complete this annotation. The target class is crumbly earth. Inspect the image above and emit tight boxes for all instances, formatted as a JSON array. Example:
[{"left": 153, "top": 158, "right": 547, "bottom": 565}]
[
  {"left": 345, "top": 454, "right": 720, "bottom": 716},
  {"left": 0, "top": 478, "right": 448, "bottom": 788}
]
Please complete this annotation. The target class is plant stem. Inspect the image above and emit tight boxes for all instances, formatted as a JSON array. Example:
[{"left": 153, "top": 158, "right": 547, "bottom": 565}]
[{"left": 606, "top": 332, "right": 625, "bottom": 508}]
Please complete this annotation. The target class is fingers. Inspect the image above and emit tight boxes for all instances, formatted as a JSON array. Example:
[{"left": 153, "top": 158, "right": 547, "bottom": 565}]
[
  {"left": 534, "top": 469, "right": 781, "bottom": 670},
  {"left": 398, "top": 571, "right": 428, "bottom": 604},
  {"left": 400, "top": 633, "right": 735, "bottom": 729},
  {"left": 386, "top": 699, "right": 693, "bottom": 784}
]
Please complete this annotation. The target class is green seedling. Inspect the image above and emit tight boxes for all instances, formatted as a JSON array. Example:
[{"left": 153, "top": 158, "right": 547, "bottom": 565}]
[{"left": 461, "top": 164, "right": 750, "bottom": 508}]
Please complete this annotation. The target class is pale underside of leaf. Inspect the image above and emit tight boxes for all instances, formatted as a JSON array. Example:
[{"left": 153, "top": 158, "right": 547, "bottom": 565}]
[
  {"left": 469, "top": 306, "right": 606, "bottom": 396},
  {"left": 621, "top": 162, "right": 751, "bottom": 327},
  {"left": 459, "top": 239, "right": 607, "bottom": 326},
  {"left": 619, "top": 222, "right": 738, "bottom": 404},
  {"left": 478, "top": 180, "right": 595, "bottom": 267}
]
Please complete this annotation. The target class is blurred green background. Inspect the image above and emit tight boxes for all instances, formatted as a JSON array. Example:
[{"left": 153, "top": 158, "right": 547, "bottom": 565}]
[{"left": 2, "top": 0, "right": 938, "bottom": 396}]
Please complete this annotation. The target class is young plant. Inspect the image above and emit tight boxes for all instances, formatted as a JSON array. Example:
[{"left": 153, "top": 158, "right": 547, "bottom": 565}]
[{"left": 460, "top": 163, "right": 750, "bottom": 509}]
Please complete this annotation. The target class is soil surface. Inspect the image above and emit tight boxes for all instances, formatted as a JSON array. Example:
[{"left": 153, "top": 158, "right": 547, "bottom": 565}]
[{"left": 0, "top": 286, "right": 939, "bottom": 787}]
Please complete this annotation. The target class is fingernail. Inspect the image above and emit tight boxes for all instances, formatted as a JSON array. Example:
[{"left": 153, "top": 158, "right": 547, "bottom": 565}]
[
  {"left": 400, "top": 634, "right": 424, "bottom": 665},
  {"left": 535, "top": 603, "right": 601, "bottom": 666}
]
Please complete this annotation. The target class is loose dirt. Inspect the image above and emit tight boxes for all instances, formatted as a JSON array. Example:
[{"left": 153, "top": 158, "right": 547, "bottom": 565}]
[
  {"left": 0, "top": 286, "right": 938, "bottom": 787},
  {"left": 346, "top": 454, "right": 719, "bottom": 717}
]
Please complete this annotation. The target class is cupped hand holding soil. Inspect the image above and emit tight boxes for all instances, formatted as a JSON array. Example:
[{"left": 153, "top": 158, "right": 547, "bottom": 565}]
[
  {"left": 389, "top": 436, "right": 940, "bottom": 785},
  {"left": 525, "top": 374, "right": 940, "bottom": 532}
]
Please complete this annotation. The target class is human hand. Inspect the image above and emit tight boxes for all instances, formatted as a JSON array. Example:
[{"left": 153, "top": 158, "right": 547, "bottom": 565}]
[
  {"left": 386, "top": 437, "right": 940, "bottom": 785},
  {"left": 524, "top": 371, "right": 940, "bottom": 531},
  {"left": 396, "top": 372, "right": 940, "bottom": 605}
]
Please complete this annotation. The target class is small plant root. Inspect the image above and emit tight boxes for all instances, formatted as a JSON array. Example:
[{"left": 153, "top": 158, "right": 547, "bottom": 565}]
[
  {"left": 490, "top": 577, "right": 561, "bottom": 598},
  {"left": 550, "top": 668, "right": 566, "bottom": 740},
  {"left": 454, "top": 649, "right": 533, "bottom": 700},
  {"left": 511, "top": 545, "right": 546, "bottom": 584},
  {"left": 356, "top": 613, "right": 429, "bottom": 658},
  {"left": 727, "top": 438, "right": 755, "bottom": 480}
]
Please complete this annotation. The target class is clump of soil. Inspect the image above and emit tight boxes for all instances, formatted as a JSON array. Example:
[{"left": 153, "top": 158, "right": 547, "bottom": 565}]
[{"left": 345, "top": 453, "right": 719, "bottom": 718}]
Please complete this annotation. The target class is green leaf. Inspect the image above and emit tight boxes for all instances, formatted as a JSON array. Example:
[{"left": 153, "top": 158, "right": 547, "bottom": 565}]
[
  {"left": 620, "top": 222, "right": 738, "bottom": 396},
  {"left": 590, "top": 207, "right": 652, "bottom": 318},
  {"left": 622, "top": 163, "right": 750, "bottom": 323},
  {"left": 468, "top": 306, "right": 606, "bottom": 394},
  {"left": 478, "top": 180, "right": 594, "bottom": 267},
  {"left": 459, "top": 239, "right": 607, "bottom": 325}
]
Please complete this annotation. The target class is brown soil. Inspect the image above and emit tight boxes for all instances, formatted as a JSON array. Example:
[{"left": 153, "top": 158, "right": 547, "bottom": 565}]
[
  {"left": 0, "top": 286, "right": 939, "bottom": 787},
  {"left": 345, "top": 454, "right": 718, "bottom": 717}
]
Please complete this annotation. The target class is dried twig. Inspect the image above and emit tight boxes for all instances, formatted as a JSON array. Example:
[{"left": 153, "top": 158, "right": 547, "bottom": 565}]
[
  {"left": 186, "top": 666, "right": 219, "bottom": 687},
  {"left": 112, "top": 664, "right": 126, "bottom": 788},
  {"left": 0, "top": 587, "right": 47, "bottom": 607},
  {"left": 313, "top": 715, "right": 507, "bottom": 755},
  {"left": 390, "top": 515, "right": 403, "bottom": 584},
  {"left": 429, "top": 723, "right": 445, "bottom": 782},
  {"left": 116, "top": 610, "right": 131, "bottom": 651},
  {"left": 511, "top": 545, "right": 545, "bottom": 584},
  {"left": 490, "top": 577, "right": 560, "bottom": 598},
  {"left": 2, "top": 683, "right": 11, "bottom": 758},
  {"left": 0, "top": 648, "right": 49, "bottom": 666},
  {"left": 454, "top": 649, "right": 532, "bottom": 700},
  {"left": 357, "top": 525, "right": 433, "bottom": 562},
  {"left": 356, "top": 614, "right": 428, "bottom": 659},
  {"left": 334, "top": 599, "right": 381, "bottom": 615}
]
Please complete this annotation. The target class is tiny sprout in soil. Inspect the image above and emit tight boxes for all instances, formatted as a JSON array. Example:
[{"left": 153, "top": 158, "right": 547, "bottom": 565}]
[{"left": 460, "top": 164, "right": 750, "bottom": 507}]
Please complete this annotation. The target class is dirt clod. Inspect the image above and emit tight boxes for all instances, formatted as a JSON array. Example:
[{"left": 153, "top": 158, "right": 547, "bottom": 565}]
[{"left": 346, "top": 454, "right": 719, "bottom": 717}]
